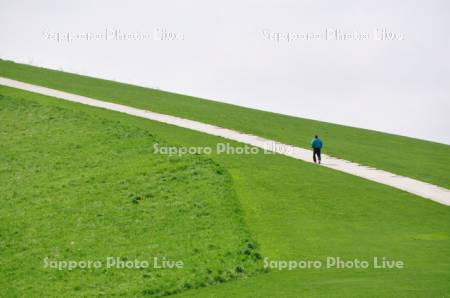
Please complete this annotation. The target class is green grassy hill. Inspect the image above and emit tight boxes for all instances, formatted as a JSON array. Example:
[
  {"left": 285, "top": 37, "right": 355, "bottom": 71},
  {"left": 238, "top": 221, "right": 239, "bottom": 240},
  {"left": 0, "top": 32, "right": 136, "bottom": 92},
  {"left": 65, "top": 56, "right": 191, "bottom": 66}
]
[
  {"left": 0, "top": 59, "right": 449, "bottom": 189},
  {"left": 0, "top": 93, "right": 262, "bottom": 297},
  {"left": 0, "top": 62, "right": 449, "bottom": 297}
]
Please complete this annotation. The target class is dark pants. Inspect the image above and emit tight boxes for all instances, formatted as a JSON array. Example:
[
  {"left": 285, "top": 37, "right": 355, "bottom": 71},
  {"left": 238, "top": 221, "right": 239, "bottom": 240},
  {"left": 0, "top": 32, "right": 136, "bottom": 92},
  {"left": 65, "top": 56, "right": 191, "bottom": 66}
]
[{"left": 313, "top": 148, "right": 321, "bottom": 163}]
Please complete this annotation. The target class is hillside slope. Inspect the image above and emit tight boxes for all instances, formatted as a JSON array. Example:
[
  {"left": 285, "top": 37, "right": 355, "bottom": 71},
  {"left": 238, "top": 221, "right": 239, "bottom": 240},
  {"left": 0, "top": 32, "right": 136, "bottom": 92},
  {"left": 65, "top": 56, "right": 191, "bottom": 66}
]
[
  {"left": 0, "top": 60, "right": 449, "bottom": 189},
  {"left": 1, "top": 85, "right": 448, "bottom": 297}
]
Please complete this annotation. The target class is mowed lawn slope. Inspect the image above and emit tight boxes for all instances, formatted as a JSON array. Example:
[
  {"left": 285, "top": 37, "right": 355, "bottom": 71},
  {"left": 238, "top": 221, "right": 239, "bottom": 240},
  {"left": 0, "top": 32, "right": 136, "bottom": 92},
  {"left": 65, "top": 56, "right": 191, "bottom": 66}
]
[
  {"left": 0, "top": 60, "right": 449, "bottom": 189},
  {"left": 0, "top": 93, "right": 263, "bottom": 297},
  {"left": 1, "top": 86, "right": 449, "bottom": 297}
]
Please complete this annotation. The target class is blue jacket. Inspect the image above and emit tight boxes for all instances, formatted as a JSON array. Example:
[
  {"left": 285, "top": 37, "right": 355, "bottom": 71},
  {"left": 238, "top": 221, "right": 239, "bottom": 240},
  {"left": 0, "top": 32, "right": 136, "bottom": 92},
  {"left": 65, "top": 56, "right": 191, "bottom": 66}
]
[{"left": 311, "top": 138, "right": 323, "bottom": 149}]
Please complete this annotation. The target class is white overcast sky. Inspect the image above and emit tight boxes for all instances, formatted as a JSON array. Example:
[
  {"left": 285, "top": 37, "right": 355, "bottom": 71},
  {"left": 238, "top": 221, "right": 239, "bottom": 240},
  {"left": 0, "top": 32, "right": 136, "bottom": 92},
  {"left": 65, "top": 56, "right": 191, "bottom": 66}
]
[{"left": 1, "top": 0, "right": 449, "bottom": 144}]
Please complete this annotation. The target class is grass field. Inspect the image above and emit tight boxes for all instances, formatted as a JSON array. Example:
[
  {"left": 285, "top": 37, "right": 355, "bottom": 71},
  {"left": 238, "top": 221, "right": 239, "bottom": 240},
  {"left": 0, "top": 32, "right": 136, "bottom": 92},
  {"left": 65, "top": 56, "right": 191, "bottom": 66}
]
[
  {"left": 1, "top": 83, "right": 449, "bottom": 297},
  {"left": 0, "top": 93, "right": 262, "bottom": 297},
  {"left": 0, "top": 59, "right": 449, "bottom": 189}
]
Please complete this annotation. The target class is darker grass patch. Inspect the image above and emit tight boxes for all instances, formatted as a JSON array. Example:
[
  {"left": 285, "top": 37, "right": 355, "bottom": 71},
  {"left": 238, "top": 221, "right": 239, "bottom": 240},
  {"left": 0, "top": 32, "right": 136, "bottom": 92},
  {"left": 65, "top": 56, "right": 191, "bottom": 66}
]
[{"left": 0, "top": 95, "right": 263, "bottom": 297}]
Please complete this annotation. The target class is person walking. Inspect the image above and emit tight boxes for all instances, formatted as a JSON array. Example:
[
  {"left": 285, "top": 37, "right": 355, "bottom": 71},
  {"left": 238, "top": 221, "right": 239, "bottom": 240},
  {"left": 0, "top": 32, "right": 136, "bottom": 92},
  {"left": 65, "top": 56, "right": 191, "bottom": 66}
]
[{"left": 311, "top": 135, "right": 323, "bottom": 164}]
